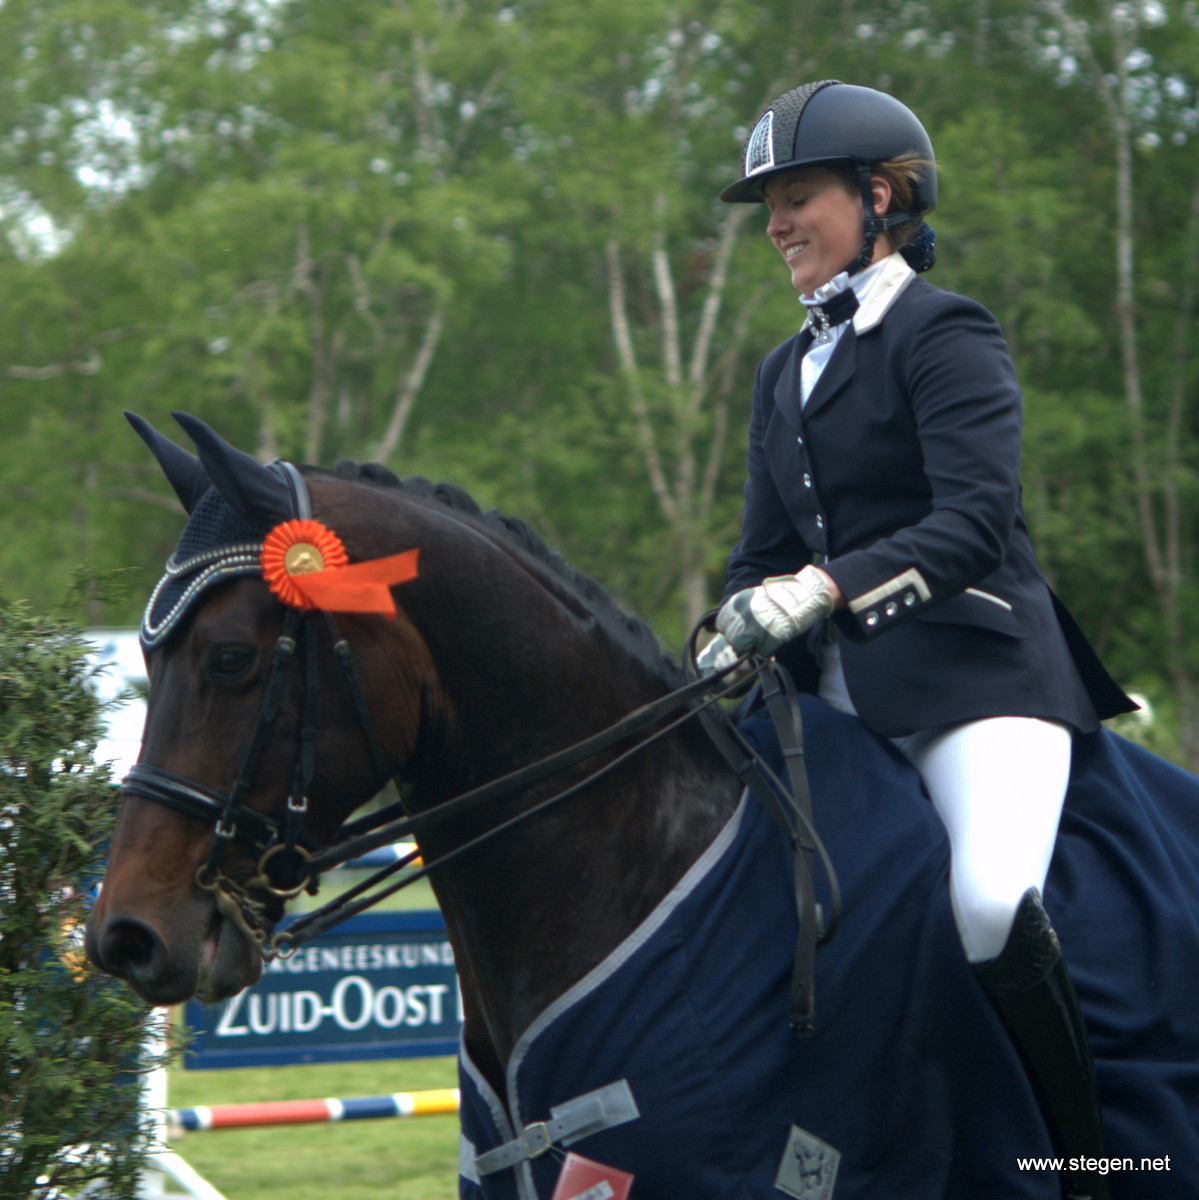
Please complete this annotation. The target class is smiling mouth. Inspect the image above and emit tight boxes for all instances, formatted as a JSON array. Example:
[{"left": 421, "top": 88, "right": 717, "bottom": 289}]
[{"left": 782, "top": 242, "right": 807, "bottom": 262}]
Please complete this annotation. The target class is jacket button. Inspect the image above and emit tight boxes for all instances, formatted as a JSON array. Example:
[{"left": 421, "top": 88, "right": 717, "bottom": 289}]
[
  {"left": 864, "top": 611, "right": 879, "bottom": 627},
  {"left": 885, "top": 601, "right": 899, "bottom": 617},
  {"left": 803, "top": 473, "right": 812, "bottom": 488},
  {"left": 815, "top": 515, "right": 824, "bottom": 529},
  {"left": 904, "top": 591, "right": 917, "bottom": 606}
]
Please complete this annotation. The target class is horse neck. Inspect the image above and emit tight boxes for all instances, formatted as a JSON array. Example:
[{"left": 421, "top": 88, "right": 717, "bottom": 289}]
[
  {"left": 409, "top": 624, "right": 742, "bottom": 1080},
  {"left": 317, "top": 482, "right": 741, "bottom": 1077}
]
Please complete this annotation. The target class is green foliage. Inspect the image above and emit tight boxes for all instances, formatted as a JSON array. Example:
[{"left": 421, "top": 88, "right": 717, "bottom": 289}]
[
  {"left": 0, "top": 0, "right": 1198, "bottom": 757},
  {"left": 0, "top": 592, "right": 158, "bottom": 1198}
]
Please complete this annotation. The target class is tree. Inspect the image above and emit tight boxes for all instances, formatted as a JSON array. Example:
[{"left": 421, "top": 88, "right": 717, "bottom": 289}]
[
  {"left": 2, "top": 0, "right": 1199, "bottom": 760},
  {"left": 0, "top": 0, "right": 525, "bottom": 624},
  {"left": 1040, "top": 0, "right": 1199, "bottom": 764},
  {"left": 0, "top": 589, "right": 159, "bottom": 1198}
]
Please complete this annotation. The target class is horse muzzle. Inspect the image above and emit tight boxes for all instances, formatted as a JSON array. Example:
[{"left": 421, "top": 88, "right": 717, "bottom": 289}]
[{"left": 85, "top": 888, "right": 264, "bottom": 1006}]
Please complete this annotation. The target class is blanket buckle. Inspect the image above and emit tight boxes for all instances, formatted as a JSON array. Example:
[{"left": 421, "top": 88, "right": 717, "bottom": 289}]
[{"left": 522, "top": 1120, "right": 553, "bottom": 1159}]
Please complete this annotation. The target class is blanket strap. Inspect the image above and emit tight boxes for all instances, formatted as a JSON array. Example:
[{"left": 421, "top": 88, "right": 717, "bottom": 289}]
[{"left": 474, "top": 1080, "right": 640, "bottom": 1176}]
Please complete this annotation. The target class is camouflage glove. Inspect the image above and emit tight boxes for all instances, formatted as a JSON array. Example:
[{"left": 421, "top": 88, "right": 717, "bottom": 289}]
[
  {"left": 715, "top": 566, "right": 834, "bottom": 658},
  {"left": 695, "top": 631, "right": 741, "bottom": 677}
]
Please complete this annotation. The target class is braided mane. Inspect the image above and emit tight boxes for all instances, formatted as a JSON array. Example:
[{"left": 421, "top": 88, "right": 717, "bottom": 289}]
[{"left": 327, "top": 460, "right": 684, "bottom": 684}]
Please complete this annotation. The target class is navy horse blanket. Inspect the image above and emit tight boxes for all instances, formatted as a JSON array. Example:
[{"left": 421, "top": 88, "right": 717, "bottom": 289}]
[{"left": 458, "top": 697, "right": 1199, "bottom": 1199}]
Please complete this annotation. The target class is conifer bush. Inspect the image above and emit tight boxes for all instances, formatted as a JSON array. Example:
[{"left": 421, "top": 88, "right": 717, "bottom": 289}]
[{"left": 0, "top": 594, "right": 157, "bottom": 1198}]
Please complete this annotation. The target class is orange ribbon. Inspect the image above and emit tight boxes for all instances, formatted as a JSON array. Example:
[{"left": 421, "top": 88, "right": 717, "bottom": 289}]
[{"left": 261, "top": 519, "right": 419, "bottom": 616}]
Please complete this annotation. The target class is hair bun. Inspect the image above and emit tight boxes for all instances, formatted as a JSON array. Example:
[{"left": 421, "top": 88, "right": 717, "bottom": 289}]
[{"left": 900, "top": 222, "right": 936, "bottom": 273}]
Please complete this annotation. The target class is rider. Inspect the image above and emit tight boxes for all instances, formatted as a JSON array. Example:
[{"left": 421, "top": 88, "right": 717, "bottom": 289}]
[{"left": 701, "top": 80, "right": 1136, "bottom": 1200}]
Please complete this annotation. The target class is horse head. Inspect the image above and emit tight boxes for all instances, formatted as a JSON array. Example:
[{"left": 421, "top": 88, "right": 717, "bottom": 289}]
[{"left": 85, "top": 414, "right": 435, "bottom": 1005}]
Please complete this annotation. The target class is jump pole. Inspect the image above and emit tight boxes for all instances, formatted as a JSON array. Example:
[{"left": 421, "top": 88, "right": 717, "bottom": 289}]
[{"left": 169, "top": 1088, "right": 459, "bottom": 1133}]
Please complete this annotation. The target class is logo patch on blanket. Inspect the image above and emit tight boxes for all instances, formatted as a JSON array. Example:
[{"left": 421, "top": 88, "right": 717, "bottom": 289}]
[{"left": 775, "top": 1124, "right": 840, "bottom": 1199}]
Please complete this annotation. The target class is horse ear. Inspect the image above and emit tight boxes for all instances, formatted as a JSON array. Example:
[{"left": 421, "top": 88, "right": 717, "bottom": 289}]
[
  {"left": 171, "top": 411, "right": 292, "bottom": 522},
  {"left": 125, "top": 412, "right": 209, "bottom": 514}
]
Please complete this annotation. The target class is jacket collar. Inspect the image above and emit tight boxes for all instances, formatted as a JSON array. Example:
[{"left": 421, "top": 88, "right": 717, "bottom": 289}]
[
  {"left": 796, "top": 252, "right": 914, "bottom": 340},
  {"left": 851, "top": 251, "right": 915, "bottom": 334},
  {"left": 773, "top": 252, "right": 917, "bottom": 429}
]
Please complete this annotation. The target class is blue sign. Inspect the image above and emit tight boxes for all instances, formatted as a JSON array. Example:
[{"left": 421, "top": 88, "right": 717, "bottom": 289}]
[{"left": 183, "top": 910, "right": 461, "bottom": 1069}]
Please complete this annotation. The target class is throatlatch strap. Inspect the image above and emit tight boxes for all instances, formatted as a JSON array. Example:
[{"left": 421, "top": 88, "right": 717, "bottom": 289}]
[{"left": 324, "top": 612, "right": 391, "bottom": 784}]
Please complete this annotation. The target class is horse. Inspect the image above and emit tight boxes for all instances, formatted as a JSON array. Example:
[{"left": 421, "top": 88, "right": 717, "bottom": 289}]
[{"left": 86, "top": 413, "right": 1199, "bottom": 1200}]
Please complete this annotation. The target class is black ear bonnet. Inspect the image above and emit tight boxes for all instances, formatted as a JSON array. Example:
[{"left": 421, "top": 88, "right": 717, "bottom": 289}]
[{"left": 129, "top": 412, "right": 302, "bottom": 650}]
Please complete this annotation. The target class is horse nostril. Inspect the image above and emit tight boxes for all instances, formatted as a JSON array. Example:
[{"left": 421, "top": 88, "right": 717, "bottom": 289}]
[
  {"left": 100, "top": 917, "right": 162, "bottom": 975},
  {"left": 90, "top": 913, "right": 198, "bottom": 1006}
]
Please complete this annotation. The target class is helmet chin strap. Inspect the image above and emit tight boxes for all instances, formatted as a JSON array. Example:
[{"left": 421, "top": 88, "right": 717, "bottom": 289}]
[{"left": 847, "top": 164, "right": 914, "bottom": 276}]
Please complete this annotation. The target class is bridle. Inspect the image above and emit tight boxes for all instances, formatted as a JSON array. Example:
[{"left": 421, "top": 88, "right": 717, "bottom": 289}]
[
  {"left": 120, "top": 466, "right": 841, "bottom": 1035},
  {"left": 121, "top": 600, "right": 393, "bottom": 912}
]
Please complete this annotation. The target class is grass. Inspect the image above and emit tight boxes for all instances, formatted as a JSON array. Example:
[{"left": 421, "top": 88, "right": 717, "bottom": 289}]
[{"left": 164, "top": 1055, "right": 461, "bottom": 1200}]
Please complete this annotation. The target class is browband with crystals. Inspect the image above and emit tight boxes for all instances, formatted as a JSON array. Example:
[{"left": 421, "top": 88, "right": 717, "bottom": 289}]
[{"left": 141, "top": 542, "right": 265, "bottom": 649}]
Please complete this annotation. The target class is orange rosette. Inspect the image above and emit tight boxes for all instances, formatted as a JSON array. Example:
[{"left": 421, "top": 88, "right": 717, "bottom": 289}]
[
  {"left": 261, "top": 518, "right": 420, "bottom": 616},
  {"left": 262, "top": 519, "right": 349, "bottom": 610}
]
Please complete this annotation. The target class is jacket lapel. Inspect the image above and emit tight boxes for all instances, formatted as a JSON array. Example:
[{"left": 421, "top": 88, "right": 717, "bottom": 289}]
[
  {"left": 801, "top": 327, "right": 857, "bottom": 420},
  {"left": 772, "top": 334, "right": 809, "bottom": 432},
  {"left": 797, "top": 253, "right": 914, "bottom": 420},
  {"left": 774, "top": 253, "right": 914, "bottom": 428}
]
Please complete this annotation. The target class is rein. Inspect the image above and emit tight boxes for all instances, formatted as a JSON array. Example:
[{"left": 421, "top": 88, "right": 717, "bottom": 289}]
[
  {"left": 683, "top": 618, "right": 841, "bottom": 1035},
  {"left": 123, "top": 464, "right": 840, "bottom": 1035},
  {"left": 272, "top": 662, "right": 757, "bottom": 953}
]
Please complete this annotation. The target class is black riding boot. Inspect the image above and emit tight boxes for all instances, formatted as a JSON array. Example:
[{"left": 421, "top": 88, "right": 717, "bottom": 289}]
[{"left": 973, "top": 888, "right": 1110, "bottom": 1200}]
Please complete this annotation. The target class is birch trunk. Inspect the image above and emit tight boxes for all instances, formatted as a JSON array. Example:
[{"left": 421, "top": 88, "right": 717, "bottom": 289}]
[{"left": 607, "top": 203, "right": 754, "bottom": 631}]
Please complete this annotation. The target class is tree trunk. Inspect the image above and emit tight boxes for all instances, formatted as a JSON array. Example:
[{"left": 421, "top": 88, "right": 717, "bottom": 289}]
[{"left": 606, "top": 202, "right": 754, "bottom": 633}]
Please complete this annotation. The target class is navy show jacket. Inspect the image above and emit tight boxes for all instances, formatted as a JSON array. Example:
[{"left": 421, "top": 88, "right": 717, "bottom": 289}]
[{"left": 724, "top": 252, "right": 1134, "bottom": 738}]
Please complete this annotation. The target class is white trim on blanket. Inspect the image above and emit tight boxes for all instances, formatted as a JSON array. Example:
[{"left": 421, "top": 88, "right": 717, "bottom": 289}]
[{"left": 459, "top": 1029, "right": 518, "bottom": 1189}]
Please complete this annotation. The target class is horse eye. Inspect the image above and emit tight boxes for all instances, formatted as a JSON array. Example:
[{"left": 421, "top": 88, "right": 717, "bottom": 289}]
[{"left": 208, "top": 645, "right": 255, "bottom": 680}]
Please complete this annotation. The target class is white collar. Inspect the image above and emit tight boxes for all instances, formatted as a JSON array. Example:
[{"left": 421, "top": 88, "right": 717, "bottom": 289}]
[
  {"left": 798, "top": 252, "right": 915, "bottom": 338},
  {"left": 800, "top": 257, "right": 886, "bottom": 310},
  {"left": 851, "top": 252, "right": 915, "bottom": 334}
]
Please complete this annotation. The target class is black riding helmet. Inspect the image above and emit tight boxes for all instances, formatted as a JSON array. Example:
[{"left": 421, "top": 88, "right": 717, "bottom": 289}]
[{"left": 721, "top": 80, "right": 937, "bottom": 273}]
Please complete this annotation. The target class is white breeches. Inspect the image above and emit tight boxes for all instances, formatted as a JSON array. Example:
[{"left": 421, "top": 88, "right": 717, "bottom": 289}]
[
  {"left": 890, "top": 718, "right": 1072, "bottom": 963},
  {"left": 818, "top": 640, "right": 1073, "bottom": 963}
]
